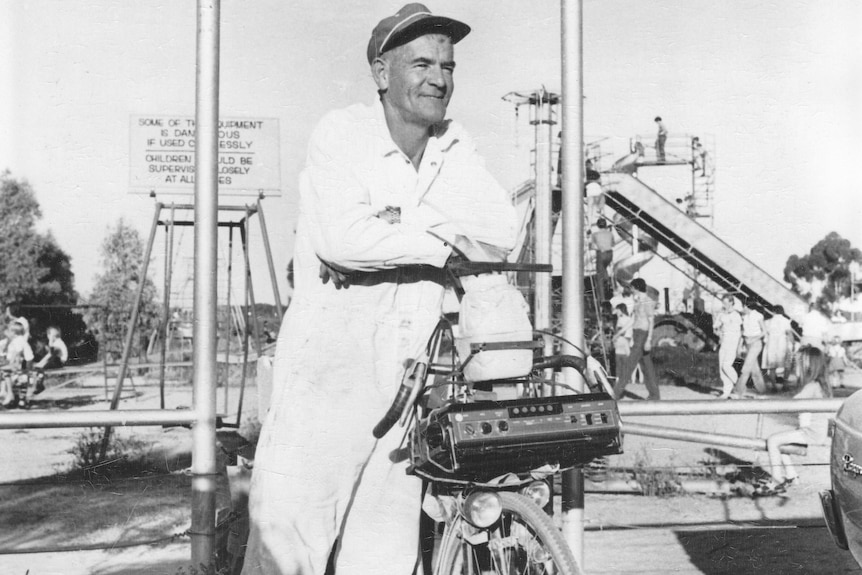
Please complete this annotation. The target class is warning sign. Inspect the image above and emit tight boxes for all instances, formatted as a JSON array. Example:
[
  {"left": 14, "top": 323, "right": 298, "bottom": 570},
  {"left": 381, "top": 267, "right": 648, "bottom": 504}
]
[{"left": 129, "top": 115, "right": 281, "bottom": 195}]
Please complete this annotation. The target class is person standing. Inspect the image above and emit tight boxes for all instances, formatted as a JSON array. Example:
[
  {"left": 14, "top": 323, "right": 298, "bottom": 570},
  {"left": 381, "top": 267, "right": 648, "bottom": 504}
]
[
  {"left": 590, "top": 218, "right": 614, "bottom": 303},
  {"left": 714, "top": 295, "right": 742, "bottom": 399},
  {"left": 735, "top": 300, "right": 767, "bottom": 396},
  {"left": 241, "top": 5, "right": 518, "bottom": 574},
  {"left": 613, "top": 278, "right": 660, "bottom": 400},
  {"left": 762, "top": 305, "right": 794, "bottom": 386},
  {"left": 654, "top": 116, "right": 668, "bottom": 162},
  {"left": 612, "top": 303, "right": 633, "bottom": 384}
]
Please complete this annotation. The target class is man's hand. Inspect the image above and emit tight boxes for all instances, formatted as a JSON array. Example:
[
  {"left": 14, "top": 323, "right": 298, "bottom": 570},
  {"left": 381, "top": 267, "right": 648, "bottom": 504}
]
[{"left": 319, "top": 259, "right": 351, "bottom": 289}]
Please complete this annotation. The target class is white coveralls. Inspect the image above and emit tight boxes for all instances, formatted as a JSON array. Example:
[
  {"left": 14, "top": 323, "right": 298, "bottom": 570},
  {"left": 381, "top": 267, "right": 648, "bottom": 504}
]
[{"left": 242, "top": 101, "right": 518, "bottom": 575}]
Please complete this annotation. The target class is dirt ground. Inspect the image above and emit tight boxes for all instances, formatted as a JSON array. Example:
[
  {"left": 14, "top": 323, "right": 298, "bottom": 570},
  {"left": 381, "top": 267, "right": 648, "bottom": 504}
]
[{"left": 2, "top": 362, "right": 862, "bottom": 575}]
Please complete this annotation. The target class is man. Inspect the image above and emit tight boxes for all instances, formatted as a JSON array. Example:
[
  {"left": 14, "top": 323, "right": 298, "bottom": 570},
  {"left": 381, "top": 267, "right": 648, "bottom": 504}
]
[
  {"left": 613, "top": 278, "right": 660, "bottom": 400},
  {"left": 590, "top": 218, "right": 614, "bottom": 302},
  {"left": 241, "top": 5, "right": 518, "bottom": 574},
  {"left": 714, "top": 295, "right": 742, "bottom": 399},
  {"left": 734, "top": 300, "right": 767, "bottom": 396},
  {"left": 654, "top": 116, "right": 667, "bottom": 162},
  {"left": 584, "top": 159, "right": 604, "bottom": 223}
]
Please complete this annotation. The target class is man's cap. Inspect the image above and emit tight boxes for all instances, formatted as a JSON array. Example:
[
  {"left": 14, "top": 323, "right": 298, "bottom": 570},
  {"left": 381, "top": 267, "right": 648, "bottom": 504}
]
[{"left": 367, "top": 3, "right": 471, "bottom": 64}]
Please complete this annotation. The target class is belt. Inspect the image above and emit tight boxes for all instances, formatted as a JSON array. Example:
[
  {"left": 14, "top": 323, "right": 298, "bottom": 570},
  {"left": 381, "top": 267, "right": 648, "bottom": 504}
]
[{"left": 351, "top": 265, "right": 447, "bottom": 287}]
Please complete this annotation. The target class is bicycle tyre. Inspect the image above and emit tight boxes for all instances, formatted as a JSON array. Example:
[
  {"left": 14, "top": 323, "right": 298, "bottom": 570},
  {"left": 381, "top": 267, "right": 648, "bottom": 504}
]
[{"left": 434, "top": 492, "right": 583, "bottom": 575}]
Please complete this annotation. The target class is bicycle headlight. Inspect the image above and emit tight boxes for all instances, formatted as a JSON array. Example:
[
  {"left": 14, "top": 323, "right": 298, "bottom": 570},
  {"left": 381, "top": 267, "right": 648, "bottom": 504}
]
[
  {"left": 521, "top": 480, "right": 551, "bottom": 509},
  {"left": 462, "top": 491, "right": 502, "bottom": 528}
]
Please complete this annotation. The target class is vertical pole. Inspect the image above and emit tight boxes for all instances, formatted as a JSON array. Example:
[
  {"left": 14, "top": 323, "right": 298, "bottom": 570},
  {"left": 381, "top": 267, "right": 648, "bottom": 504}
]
[
  {"left": 191, "top": 0, "right": 220, "bottom": 567},
  {"left": 533, "top": 89, "right": 554, "bottom": 391},
  {"left": 256, "top": 198, "right": 284, "bottom": 320},
  {"left": 561, "top": 0, "right": 586, "bottom": 568},
  {"left": 159, "top": 206, "right": 176, "bottom": 409},
  {"left": 100, "top": 203, "right": 163, "bottom": 459},
  {"left": 224, "top": 224, "right": 234, "bottom": 415},
  {"left": 236, "top": 216, "right": 258, "bottom": 425}
]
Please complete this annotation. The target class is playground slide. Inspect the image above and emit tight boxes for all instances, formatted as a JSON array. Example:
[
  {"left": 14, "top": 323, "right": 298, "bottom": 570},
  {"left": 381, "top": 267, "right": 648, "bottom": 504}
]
[{"left": 602, "top": 172, "right": 810, "bottom": 325}]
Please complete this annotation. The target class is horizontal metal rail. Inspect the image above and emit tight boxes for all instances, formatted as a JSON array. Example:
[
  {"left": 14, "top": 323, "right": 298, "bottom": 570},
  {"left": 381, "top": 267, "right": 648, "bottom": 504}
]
[
  {"left": 0, "top": 409, "right": 198, "bottom": 430},
  {"left": 622, "top": 421, "right": 808, "bottom": 455},
  {"left": 618, "top": 398, "right": 845, "bottom": 416}
]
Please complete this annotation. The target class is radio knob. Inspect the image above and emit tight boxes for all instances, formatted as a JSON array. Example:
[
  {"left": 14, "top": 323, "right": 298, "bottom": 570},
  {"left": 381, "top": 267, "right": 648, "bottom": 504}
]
[
  {"left": 498, "top": 421, "right": 509, "bottom": 432},
  {"left": 464, "top": 424, "right": 475, "bottom": 436},
  {"left": 480, "top": 422, "right": 493, "bottom": 435}
]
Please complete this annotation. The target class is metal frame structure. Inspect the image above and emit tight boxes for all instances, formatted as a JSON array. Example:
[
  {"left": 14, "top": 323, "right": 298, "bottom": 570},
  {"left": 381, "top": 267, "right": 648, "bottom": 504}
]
[{"left": 0, "top": 2, "right": 225, "bottom": 568}]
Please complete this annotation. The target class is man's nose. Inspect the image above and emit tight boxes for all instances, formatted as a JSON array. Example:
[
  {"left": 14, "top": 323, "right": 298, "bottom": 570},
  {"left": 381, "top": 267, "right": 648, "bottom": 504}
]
[{"left": 427, "top": 66, "right": 447, "bottom": 91}]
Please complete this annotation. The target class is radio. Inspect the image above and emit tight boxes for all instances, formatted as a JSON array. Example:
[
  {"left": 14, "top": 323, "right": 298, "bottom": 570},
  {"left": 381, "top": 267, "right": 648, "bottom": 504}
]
[{"left": 409, "top": 392, "right": 622, "bottom": 480}]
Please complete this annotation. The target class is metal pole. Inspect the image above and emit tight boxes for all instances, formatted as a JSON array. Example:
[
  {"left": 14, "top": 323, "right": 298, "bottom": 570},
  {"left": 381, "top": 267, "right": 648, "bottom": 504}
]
[
  {"left": 256, "top": 198, "right": 284, "bottom": 320},
  {"left": 617, "top": 397, "right": 844, "bottom": 416},
  {"left": 191, "top": 0, "right": 220, "bottom": 567},
  {"left": 235, "top": 214, "right": 257, "bottom": 425},
  {"left": 160, "top": 205, "right": 176, "bottom": 409},
  {"left": 533, "top": 89, "right": 554, "bottom": 354},
  {"left": 560, "top": 0, "right": 586, "bottom": 566},
  {"left": 224, "top": 224, "right": 234, "bottom": 414},
  {"left": 623, "top": 421, "right": 809, "bottom": 455},
  {"left": 0, "top": 409, "right": 198, "bottom": 430},
  {"left": 100, "top": 202, "right": 163, "bottom": 459}
]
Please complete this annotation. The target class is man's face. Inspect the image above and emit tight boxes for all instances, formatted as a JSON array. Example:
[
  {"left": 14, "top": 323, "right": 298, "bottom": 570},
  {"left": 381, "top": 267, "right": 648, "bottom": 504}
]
[{"left": 380, "top": 34, "right": 455, "bottom": 128}]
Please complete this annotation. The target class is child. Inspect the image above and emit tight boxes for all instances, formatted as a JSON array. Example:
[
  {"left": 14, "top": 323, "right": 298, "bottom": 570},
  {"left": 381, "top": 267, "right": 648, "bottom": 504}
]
[
  {"left": 757, "top": 347, "right": 831, "bottom": 495},
  {"left": 2, "top": 320, "right": 34, "bottom": 408},
  {"left": 826, "top": 336, "right": 848, "bottom": 389},
  {"left": 35, "top": 326, "right": 68, "bottom": 370}
]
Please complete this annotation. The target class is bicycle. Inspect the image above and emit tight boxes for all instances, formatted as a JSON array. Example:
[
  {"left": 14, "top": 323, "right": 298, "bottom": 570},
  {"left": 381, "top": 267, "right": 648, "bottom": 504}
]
[{"left": 373, "top": 259, "right": 623, "bottom": 575}]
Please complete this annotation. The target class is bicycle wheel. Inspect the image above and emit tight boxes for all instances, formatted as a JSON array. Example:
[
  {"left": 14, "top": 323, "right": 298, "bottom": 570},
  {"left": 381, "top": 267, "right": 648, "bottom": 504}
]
[{"left": 435, "top": 492, "right": 582, "bottom": 575}]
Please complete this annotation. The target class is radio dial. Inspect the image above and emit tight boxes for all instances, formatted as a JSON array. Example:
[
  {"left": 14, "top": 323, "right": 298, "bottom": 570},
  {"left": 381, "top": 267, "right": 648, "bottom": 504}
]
[{"left": 480, "top": 422, "right": 493, "bottom": 435}]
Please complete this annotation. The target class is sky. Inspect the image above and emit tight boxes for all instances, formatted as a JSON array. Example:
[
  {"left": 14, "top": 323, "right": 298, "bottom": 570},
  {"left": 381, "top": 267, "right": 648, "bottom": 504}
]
[{"left": 1, "top": 0, "right": 860, "bottom": 305}]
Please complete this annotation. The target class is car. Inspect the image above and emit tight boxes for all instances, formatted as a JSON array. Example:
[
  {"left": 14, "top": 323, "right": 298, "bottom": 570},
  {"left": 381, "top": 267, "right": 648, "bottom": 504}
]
[{"left": 821, "top": 388, "right": 862, "bottom": 564}]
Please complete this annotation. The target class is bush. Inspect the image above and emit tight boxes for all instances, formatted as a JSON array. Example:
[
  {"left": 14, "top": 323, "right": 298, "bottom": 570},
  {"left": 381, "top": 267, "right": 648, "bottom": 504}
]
[{"left": 67, "top": 427, "right": 153, "bottom": 480}]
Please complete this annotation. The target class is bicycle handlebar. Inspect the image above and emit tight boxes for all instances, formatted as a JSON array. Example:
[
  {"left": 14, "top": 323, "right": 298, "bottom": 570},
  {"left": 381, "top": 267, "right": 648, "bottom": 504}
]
[
  {"left": 372, "top": 361, "right": 426, "bottom": 439},
  {"left": 531, "top": 354, "right": 587, "bottom": 374}
]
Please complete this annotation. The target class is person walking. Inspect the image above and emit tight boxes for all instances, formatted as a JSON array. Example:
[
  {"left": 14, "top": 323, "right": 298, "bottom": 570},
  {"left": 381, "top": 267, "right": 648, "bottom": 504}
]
[
  {"left": 735, "top": 300, "right": 767, "bottom": 396},
  {"left": 714, "top": 295, "right": 742, "bottom": 399},
  {"left": 613, "top": 278, "right": 660, "bottom": 400}
]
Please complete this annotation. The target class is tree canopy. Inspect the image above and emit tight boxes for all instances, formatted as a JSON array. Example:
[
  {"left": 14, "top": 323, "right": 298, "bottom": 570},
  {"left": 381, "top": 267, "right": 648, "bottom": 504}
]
[
  {"left": 0, "top": 171, "right": 90, "bottom": 356},
  {"left": 85, "top": 219, "right": 160, "bottom": 359},
  {"left": 784, "top": 231, "right": 862, "bottom": 311}
]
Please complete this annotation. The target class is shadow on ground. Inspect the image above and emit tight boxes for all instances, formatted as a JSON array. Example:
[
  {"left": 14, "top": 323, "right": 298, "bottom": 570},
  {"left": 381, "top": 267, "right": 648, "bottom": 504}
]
[{"left": 675, "top": 519, "right": 862, "bottom": 574}]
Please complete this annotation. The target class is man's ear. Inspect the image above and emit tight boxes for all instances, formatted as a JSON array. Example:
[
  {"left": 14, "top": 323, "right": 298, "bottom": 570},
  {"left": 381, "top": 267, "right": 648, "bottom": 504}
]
[{"left": 371, "top": 57, "right": 389, "bottom": 93}]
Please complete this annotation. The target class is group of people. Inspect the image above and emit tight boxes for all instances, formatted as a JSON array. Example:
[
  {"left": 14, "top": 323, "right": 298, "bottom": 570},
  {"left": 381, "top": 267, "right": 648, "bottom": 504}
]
[
  {"left": 714, "top": 297, "right": 848, "bottom": 399},
  {"left": 0, "top": 309, "right": 67, "bottom": 408}
]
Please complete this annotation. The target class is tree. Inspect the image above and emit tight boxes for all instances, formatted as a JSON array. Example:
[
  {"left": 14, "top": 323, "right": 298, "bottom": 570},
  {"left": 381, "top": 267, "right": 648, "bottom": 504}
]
[
  {"left": 85, "top": 219, "right": 160, "bottom": 360},
  {"left": 0, "top": 171, "right": 49, "bottom": 304},
  {"left": 0, "top": 172, "right": 90, "bottom": 358},
  {"left": 784, "top": 232, "right": 862, "bottom": 311}
]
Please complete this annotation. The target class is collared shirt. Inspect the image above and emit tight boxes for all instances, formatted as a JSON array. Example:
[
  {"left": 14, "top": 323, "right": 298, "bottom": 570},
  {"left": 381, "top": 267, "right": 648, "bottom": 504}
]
[
  {"left": 293, "top": 100, "right": 518, "bottom": 302},
  {"left": 632, "top": 292, "right": 655, "bottom": 332},
  {"left": 741, "top": 309, "right": 764, "bottom": 338},
  {"left": 590, "top": 228, "right": 614, "bottom": 252},
  {"left": 716, "top": 309, "right": 742, "bottom": 340}
]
